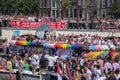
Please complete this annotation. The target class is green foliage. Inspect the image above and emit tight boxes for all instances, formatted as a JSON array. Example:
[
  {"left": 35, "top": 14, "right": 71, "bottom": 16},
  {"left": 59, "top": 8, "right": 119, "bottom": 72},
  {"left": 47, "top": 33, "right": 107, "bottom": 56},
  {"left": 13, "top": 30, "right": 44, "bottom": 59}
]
[
  {"left": 62, "top": 0, "right": 72, "bottom": 11},
  {"left": 107, "top": 0, "right": 120, "bottom": 18},
  {"left": 0, "top": 0, "right": 39, "bottom": 15},
  {"left": 58, "top": 0, "right": 72, "bottom": 17}
]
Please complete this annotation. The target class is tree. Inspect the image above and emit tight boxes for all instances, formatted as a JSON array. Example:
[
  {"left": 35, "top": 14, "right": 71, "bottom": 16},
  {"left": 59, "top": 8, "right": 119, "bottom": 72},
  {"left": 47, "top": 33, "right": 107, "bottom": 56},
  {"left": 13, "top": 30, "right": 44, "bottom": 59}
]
[
  {"left": 107, "top": 0, "right": 120, "bottom": 18},
  {"left": 62, "top": 0, "right": 72, "bottom": 17},
  {"left": 0, "top": 0, "right": 39, "bottom": 15},
  {"left": 57, "top": 0, "right": 72, "bottom": 17},
  {"left": 0, "top": 0, "right": 15, "bottom": 14}
]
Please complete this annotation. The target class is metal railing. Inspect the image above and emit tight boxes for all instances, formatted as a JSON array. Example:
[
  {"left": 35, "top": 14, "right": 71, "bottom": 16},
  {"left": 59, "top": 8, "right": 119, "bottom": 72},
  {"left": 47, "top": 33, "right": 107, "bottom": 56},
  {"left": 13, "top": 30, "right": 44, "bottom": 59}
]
[{"left": 0, "top": 70, "right": 57, "bottom": 80}]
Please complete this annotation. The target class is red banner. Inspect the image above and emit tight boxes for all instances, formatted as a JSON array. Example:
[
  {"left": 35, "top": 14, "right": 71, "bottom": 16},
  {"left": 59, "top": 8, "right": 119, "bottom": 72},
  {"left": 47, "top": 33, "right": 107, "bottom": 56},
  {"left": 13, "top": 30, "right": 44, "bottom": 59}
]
[{"left": 10, "top": 20, "right": 66, "bottom": 29}]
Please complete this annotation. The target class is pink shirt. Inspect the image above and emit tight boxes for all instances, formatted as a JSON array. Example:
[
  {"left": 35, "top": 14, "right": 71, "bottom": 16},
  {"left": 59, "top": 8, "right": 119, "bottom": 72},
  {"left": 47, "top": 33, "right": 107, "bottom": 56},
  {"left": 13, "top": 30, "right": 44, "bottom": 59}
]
[
  {"left": 97, "top": 59, "right": 104, "bottom": 71},
  {"left": 112, "top": 62, "right": 120, "bottom": 72},
  {"left": 2, "top": 43, "right": 7, "bottom": 49}
]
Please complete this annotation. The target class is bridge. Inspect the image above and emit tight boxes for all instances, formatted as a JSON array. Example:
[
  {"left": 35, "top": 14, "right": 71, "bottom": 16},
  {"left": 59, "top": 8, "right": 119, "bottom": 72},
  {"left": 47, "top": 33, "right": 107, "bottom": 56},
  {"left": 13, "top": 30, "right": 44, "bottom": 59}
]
[{"left": 1, "top": 27, "right": 120, "bottom": 40}]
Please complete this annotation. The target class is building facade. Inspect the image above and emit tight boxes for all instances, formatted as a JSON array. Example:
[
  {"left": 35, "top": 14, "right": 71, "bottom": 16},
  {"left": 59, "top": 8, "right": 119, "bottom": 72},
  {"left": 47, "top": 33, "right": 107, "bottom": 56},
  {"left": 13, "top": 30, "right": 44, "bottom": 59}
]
[
  {"left": 39, "top": 0, "right": 58, "bottom": 17},
  {"left": 39, "top": 0, "right": 114, "bottom": 19},
  {"left": 77, "top": 0, "right": 114, "bottom": 19}
]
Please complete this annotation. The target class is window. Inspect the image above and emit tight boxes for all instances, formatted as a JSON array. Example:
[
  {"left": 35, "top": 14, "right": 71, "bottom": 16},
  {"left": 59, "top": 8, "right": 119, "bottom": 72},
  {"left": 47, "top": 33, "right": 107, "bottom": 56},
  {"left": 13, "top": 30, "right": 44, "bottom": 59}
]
[
  {"left": 102, "top": 11, "right": 106, "bottom": 18},
  {"left": 102, "top": 0, "right": 105, "bottom": 8},
  {"left": 52, "top": 0, "right": 55, "bottom": 7},
  {"left": 52, "top": 10, "right": 55, "bottom": 16},
  {"left": 78, "top": 0, "right": 82, "bottom": 6},
  {"left": 44, "top": 0, "right": 47, "bottom": 8},
  {"left": 107, "top": 0, "right": 110, "bottom": 7}
]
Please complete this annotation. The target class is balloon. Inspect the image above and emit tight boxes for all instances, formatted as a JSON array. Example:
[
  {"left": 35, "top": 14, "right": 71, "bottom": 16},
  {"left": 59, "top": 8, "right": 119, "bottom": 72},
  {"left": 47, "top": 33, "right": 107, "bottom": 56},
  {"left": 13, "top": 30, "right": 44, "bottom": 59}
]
[
  {"left": 96, "top": 45, "right": 102, "bottom": 50},
  {"left": 16, "top": 40, "right": 22, "bottom": 45},
  {"left": 43, "top": 43, "right": 47, "bottom": 48},
  {"left": 50, "top": 43, "right": 55, "bottom": 48},
  {"left": 9, "top": 40, "right": 16, "bottom": 45},
  {"left": 58, "top": 44, "right": 62, "bottom": 49},
  {"left": 110, "top": 45, "right": 115, "bottom": 50},
  {"left": 21, "top": 41, "right": 26, "bottom": 46},
  {"left": 62, "top": 44, "right": 67, "bottom": 49},
  {"left": 66, "top": 44, "right": 71, "bottom": 49},
  {"left": 29, "top": 42, "right": 33, "bottom": 47},
  {"left": 54, "top": 43, "right": 58, "bottom": 48},
  {"left": 33, "top": 42, "right": 38, "bottom": 46},
  {"left": 102, "top": 45, "right": 109, "bottom": 50},
  {"left": 75, "top": 44, "right": 79, "bottom": 49},
  {"left": 92, "top": 46, "right": 96, "bottom": 50},
  {"left": 47, "top": 43, "right": 55, "bottom": 48},
  {"left": 89, "top": 45, "right": 96, "bottom": 50},
  {"left": 27, "top": 42, "right": 31, "bottom": 46},
  {"left": 71, "top": 44, "right": 76, "bottom": 49}
]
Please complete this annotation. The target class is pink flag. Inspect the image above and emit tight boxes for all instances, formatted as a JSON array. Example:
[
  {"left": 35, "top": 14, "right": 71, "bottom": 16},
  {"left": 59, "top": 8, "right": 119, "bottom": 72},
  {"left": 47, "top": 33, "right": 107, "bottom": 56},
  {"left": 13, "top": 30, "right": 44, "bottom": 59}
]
[{"left": 57, "top": 63, "right": 62, "bottom": 80}]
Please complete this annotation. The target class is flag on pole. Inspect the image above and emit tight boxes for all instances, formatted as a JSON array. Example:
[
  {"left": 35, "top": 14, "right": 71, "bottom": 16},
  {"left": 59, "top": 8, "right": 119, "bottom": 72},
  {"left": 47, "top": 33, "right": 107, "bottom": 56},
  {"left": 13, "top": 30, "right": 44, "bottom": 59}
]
[
  {"left": 57, "top": 63, "right": 62, "bottom": 80},
  {"left": 66, "top": 61, "right": 73, "bottom": 80}
]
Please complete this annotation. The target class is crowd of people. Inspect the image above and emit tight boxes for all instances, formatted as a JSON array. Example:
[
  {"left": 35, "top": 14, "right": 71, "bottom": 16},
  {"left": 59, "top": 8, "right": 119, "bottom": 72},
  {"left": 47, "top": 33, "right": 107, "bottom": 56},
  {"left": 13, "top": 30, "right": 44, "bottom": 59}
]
[
  {"left": 0, "top": 32, "right": 120, "bottom": 80},
  {"left": 0, "top": 14, "right": 120, "bottom": 30}
]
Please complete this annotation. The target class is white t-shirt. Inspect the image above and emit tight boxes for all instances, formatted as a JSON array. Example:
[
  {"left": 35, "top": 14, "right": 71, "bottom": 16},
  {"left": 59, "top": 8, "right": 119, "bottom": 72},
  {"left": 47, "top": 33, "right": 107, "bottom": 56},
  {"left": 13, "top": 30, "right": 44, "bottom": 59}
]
[
  {"left": 31, "top": 54, "right": 39, "bottom": 65},
  {"left": 116, "top": 73, "right": 120, "bottom": 80},
  {"left": 94, "top": 69, "right": 101, "bottom": 80},
  {"left": 80, "top": 58, "right": 84, "bottom": 66},
  {"left": 87, "top": 69, "right": 92, "bottom": 80},
  {"left": 47, "top": 56, "right": 54, "bottom": 67}
]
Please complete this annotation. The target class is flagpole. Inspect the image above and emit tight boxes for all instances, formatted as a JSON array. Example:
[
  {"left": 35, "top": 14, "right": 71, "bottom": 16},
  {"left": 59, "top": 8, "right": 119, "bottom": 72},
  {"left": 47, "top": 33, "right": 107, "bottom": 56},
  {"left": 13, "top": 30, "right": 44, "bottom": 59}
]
[{"left": 59, "top": 0, "right": 62, "bottom": 18}]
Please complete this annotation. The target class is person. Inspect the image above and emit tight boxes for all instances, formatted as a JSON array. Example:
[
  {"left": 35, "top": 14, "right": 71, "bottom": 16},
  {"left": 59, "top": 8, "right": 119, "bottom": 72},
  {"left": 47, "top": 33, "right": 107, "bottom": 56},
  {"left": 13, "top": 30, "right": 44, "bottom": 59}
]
[
  {"left": 73, "top": 67, "right": 81, "bottom": 80},
  {"left": 39, "top": 55, "right": 48, "bottom": 71},
  {"left": 94, "top": 65, "right": 101, "bottom": 80},
  {"left": 107, "top": 71, "right": 116, "bottom": 80},
  {"left": 112, "top": 58, "right": 119, "bottom": 72},
  {"left": 22, "top": 59, "right": 32, "bottom": 74},
  {"left": 97, "top": 57, "right": 104, "bottom": 74},
  {"left": 31, "top": 52, "right": 39, "bottom": 70},
  {"left": 80, "top": 67, "right": 86, "bottom": 80},
  {"left": 22, "top": 60, "right": 30, "bottom": 71},
  {"left": 2, "top": 41, "right": 8, "bottom": 55},
  {"left": 47, "top": 55, "right": 55, "bottom": 71},
  {"left": 104, "top": 59, "right": 112, "bottom": 74},
  {"left": 84, "top": 66, "right": 92, "bottom": 80},
  {"left": 6, "top": 58, "right": 12, "bottom": 70},
  {"left": 115, "top": 69, "right": 120, "bottom": 80}
]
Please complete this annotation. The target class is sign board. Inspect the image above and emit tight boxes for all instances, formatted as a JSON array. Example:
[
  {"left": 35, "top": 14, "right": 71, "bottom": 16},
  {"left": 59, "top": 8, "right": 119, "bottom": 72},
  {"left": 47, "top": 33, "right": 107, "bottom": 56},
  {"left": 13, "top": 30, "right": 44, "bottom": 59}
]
[{"left": 13, "top": 30, "right": 20, "bottom": 35}]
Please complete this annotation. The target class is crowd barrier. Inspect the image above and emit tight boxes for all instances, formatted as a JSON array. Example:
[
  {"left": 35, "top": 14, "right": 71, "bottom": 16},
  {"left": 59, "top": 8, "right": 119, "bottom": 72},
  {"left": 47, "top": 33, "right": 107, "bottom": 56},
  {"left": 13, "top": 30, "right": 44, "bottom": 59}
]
[
  {"left": 1, "top": 20, "right": 120, "bottom": 31},
  {"left": 0, "top": 70, "right": 58, "bottom": 80},
  {"left": 67, "top": 22, "right": 101, "bottom": 30}
]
